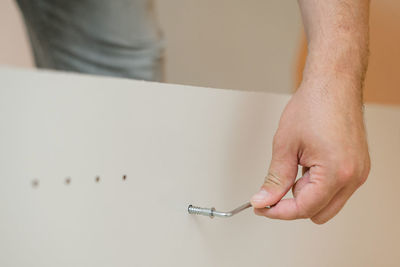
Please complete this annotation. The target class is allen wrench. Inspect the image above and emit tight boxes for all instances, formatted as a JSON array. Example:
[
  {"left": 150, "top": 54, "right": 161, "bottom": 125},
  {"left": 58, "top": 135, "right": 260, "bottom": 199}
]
[{"left": 188, "top": 202, "right": 252, "bottom": 218}]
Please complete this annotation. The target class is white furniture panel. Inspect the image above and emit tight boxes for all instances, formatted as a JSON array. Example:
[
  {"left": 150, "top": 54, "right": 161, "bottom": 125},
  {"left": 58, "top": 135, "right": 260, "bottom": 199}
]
[{"left": 0, "top": 67, "right": 399, "bottom": 266}]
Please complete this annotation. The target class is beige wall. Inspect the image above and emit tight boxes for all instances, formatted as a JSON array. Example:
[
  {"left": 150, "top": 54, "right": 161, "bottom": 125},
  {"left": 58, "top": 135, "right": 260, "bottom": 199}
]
[
  {"left": 0, "top": 0, "right": 301, "bottom": 94},
  {"left": 363, "top": 0, "right": 400, "bottom": 105},
  {"left": 0, "top": 0, "right": 33, "bottom": 67},
  {"left": 156, "top": 1, "right": 301, "bottom": 93}
]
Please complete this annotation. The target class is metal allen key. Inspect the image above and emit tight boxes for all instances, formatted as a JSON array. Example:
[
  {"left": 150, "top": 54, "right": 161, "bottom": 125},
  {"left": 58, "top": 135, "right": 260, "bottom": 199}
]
[{"left": 188, "top": 202, "right": 252, "bottom": 218}]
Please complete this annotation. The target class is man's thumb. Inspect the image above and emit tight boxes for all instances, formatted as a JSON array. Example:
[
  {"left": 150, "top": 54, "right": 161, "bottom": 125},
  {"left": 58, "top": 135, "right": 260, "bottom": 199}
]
[{"left": 251, "top": 155, "right": 298, "bottom": 208}]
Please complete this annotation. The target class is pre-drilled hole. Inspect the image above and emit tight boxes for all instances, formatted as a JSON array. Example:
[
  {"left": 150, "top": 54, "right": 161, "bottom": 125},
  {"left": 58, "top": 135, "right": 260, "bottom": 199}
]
[
  {"left": 95, "top": 176, "right": 100, "bottom": 183},
  {"left": 65, "top": 177, "right": 71, "bottom": 185},
  {"left": 122, "top": 175, "right": 127, "bottom": 181},
  {"left": 32, "top": 179, "right": 39, "bottom": 188}
]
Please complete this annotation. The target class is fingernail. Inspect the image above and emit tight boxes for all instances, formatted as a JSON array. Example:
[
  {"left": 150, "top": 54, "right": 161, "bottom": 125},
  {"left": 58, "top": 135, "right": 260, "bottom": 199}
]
[{"left": 251, "top": 189, "right": 269, "bottom": 203}]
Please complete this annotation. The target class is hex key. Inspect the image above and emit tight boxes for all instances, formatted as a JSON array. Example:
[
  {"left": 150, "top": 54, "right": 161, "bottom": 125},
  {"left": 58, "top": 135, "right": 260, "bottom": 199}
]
[{"left": 188, "top": 202, "right": 252, "bottom": 218}]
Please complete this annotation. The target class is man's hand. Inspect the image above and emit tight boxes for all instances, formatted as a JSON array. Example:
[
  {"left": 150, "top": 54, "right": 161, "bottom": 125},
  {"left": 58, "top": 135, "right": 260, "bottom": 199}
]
[
  {"left": 251, "top": 79, "right": 370, "bottom": 224},
  {"left": 251, "top": 0, "right": 371, "bottom": 224}
]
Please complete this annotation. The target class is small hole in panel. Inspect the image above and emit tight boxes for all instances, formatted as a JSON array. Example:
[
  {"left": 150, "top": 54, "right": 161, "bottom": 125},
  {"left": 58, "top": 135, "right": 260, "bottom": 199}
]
[
  {"left": 122, "top": 175, "right": 127, "bottom": 181},
  {"left": 32, "top": 179, "right": 39, "bottom": 188},
  {"left": 65, "top": 177, "right": 71, "bottom": 185},
  {"left": 95, "top": 176, "right": 100, "bottom": 183}
]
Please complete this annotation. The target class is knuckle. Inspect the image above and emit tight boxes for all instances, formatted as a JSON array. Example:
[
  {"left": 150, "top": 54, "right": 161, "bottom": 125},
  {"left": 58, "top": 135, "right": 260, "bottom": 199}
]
[
  {"left": 337, "top": 162, "right": 357, "bottom": 185},
  {"left": 337, "top": 156, "right": 371, "bottom": 187},
  {"left": 264, "top": 172, "right": 284, "bottom": 188}
]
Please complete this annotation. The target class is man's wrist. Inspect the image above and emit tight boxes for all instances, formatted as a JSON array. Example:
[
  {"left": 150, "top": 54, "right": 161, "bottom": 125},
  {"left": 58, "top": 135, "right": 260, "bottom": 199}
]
[
  {"left": 297, "top": 0, "right": 370, "bottom": 102},
  {"left": 300, "top": 39, "right": 369, "bottom": 100}
]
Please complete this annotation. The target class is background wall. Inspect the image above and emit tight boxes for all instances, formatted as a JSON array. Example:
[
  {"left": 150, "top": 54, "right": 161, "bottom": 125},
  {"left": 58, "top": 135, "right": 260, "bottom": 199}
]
[
  {"left": 156, "top": 1, "right": 301, "bottom": 93},
  {"left": 0, "top": 0, "right": 33, "bottom": 67},
  {"left": 363, "top": 0, "right": 400, "bottom": 105},
  {"left": 1, "top": 0, "right": 399, "bottom": 104},
  {"left": 0, "top": 0, "right": 301, "bottom": 94}
]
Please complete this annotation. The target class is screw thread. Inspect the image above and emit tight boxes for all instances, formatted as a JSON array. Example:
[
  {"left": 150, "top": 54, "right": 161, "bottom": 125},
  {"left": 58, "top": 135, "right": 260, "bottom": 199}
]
[{"left": 188, "top": 205, "right": 215, "bottom": 218}]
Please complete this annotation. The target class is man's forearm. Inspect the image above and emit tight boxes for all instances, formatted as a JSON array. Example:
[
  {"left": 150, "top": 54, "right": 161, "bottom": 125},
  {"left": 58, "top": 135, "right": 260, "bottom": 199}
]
[
  {"left": 298, "top": 0, "right": 370, "bottom": 97},
  {"left": 252, "top": 0, "right": 371, "bottom": 224}
]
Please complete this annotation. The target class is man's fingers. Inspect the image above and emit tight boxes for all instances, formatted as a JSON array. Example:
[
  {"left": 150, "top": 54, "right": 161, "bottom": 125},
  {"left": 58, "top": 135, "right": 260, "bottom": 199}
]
[
  {"left": 254, "top": 198, "right": 301, "bottom": 220},
  {"left": 251, "top": 160, "right": 298, "bottom": 208},
  {"left": 310, "top": 186, "right": 356, "bottom": 224},
  {"left": 292, "top": 170, "right": 310, "bottom": 197},
  {"left": 253, "top": 174, "right": 309, "bottom": 219},
  {"left": 251, "top": 134, "right": 299, "bottom": 208},
  {"left": 254, "top": 167, "right": 342, "bottom": 220}
]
